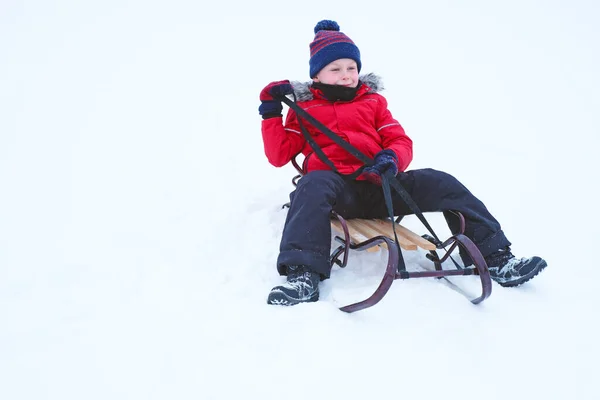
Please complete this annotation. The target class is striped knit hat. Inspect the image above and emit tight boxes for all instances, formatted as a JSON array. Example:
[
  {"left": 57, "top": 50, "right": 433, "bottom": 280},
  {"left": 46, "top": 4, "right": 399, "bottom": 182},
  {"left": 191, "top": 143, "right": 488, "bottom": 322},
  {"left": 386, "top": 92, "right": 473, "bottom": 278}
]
[{"left": 309, "top": 20, "right": 361, "bottom": 78}]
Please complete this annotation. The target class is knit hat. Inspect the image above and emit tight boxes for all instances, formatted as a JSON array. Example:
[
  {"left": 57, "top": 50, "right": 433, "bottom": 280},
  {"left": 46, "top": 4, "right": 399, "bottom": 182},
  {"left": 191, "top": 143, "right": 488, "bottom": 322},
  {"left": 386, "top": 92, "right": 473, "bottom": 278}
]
[{"left": 309, "top": 20, "right": 361, "bottom": 78}]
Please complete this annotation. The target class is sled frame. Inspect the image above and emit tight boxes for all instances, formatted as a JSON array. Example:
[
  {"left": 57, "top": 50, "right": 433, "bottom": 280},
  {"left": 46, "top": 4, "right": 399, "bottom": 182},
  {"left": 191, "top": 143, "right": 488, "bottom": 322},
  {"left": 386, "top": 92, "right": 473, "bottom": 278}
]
[{"left": 329, "top": 211, "right": 492, "bottom": 313}]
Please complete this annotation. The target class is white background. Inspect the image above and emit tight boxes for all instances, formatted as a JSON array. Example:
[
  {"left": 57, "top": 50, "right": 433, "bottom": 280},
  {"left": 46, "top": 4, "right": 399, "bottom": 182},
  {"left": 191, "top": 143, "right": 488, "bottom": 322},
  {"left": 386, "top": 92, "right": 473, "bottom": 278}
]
[{"left": 1, "top": 1, "right": 599, "bottom": 399}]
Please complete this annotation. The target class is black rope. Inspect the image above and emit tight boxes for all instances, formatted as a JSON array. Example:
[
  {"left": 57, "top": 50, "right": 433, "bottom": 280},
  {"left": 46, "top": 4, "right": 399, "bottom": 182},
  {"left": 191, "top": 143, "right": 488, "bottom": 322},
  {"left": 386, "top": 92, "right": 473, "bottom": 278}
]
[
  {"left": 381, "top": 172, "right": 405, "bottom": 270},
  {"left": 297, "top": 118, "right": 364, "bottom": 180}
]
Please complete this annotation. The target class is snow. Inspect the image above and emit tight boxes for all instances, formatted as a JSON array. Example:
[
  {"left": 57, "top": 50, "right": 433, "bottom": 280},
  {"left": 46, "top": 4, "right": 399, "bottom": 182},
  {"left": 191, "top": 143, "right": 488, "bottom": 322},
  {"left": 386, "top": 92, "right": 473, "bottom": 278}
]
[{"left": 1, "top": 1, "right": 599, "bottom": 399}]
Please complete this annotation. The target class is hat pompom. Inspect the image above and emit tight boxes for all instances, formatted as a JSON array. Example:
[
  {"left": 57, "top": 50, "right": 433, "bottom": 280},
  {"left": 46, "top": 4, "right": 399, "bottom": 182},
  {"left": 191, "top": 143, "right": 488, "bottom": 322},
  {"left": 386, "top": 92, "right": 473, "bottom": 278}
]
[{"left": 314, "top": 20, "right": 340, "bottom": 34}]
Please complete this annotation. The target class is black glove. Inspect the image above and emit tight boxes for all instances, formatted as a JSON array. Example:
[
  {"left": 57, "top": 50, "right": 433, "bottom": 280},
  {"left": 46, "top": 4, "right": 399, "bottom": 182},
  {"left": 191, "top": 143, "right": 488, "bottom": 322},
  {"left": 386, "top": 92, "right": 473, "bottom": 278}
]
[{"left": 360, "top": 150, "right": 399, "bottom": 185}]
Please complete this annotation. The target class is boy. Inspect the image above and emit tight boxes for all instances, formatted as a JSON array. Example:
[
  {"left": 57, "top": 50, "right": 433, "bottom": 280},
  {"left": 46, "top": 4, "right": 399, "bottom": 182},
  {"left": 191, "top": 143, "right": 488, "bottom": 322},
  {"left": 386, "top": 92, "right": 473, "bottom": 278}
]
[{"left": 259, "top": 20, "right": 547, "bottom": 306}]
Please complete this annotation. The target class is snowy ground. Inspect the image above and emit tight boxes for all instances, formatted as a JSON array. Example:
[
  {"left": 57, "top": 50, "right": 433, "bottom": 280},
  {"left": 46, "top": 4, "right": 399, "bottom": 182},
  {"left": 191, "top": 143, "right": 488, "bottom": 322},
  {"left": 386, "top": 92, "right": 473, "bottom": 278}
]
[{"left": 1, "top": 1, "right": 599, "bottom": 399}]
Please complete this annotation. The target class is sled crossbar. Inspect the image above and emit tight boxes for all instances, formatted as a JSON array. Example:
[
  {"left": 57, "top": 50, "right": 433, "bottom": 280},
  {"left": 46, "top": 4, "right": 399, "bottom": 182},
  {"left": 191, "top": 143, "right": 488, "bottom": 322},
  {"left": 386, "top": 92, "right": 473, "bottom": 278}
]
[{"left": 329, "top": 213, "right": 492, "bottom": 313}]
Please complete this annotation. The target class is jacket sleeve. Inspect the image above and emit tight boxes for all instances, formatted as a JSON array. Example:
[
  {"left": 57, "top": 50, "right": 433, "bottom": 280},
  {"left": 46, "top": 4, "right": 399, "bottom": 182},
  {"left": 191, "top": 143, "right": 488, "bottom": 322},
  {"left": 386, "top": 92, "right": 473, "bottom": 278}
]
[
  {"left": 261, "top": 109, "right": 305, "bottom": 167},
  {"left": 374, "top": 95, "right": 413, "bottom": 172}
]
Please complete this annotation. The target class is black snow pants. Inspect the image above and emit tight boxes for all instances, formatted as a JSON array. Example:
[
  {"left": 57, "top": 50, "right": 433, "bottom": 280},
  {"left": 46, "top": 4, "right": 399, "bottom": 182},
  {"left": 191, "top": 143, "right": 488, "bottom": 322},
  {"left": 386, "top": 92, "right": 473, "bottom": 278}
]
[{"left": 277, "top": 169, "right": 511, "bottom": 278}]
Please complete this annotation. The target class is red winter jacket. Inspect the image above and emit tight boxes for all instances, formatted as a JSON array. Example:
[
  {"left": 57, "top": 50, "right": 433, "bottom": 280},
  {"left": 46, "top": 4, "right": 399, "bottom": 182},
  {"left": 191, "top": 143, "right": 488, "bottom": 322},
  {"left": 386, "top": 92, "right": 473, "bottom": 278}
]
[{"left": 261, "top": 73, "right": 413, "bottom": 176}]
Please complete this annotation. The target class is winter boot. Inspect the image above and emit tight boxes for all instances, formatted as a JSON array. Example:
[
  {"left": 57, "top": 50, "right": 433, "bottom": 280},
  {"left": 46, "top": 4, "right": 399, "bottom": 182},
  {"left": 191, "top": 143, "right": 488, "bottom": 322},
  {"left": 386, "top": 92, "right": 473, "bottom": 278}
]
[
  {"left": 485, "top": 247, "right": 547, "bottom": 287},
  {"left": 267, "top": 265, "right": 320, "bottom": 306}
]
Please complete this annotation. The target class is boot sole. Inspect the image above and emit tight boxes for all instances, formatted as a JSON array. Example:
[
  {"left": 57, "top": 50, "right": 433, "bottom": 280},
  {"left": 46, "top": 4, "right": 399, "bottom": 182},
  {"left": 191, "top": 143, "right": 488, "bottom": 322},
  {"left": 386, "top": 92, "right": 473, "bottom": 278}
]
[
  {"left": 496, "top": 258, "right": 548, "bottom": 287},
  {"left": 267, "top": 289, "right": 319, "bottom": 306}
]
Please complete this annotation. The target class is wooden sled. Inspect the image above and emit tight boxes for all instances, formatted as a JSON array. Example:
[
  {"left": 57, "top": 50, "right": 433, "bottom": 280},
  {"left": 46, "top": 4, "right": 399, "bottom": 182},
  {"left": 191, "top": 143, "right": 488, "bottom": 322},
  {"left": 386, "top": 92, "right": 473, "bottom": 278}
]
[{"left": 288, "top": 156, "right": 492, "bottom": 313}]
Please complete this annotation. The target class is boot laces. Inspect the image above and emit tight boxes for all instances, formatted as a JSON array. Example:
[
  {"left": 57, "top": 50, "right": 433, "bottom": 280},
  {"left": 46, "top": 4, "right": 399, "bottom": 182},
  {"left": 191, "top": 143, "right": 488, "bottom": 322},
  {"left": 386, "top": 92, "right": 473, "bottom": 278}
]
[
  {"left": 495, "top": 256, "right": 528, "bottom": 275},
  {"left": 286, "top": 270, "right": 316, "bottom": 295}
]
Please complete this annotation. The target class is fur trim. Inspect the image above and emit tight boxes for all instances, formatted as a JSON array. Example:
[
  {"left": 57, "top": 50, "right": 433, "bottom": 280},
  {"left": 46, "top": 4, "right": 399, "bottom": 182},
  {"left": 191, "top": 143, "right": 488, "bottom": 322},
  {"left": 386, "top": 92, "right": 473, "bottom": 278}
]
[
  {"left": 290, "top": 73, "right": 384, "bottom": 101},
  {"left": 359, "top": 73, "right": 384, "bottom": 92},
  {"left": 290, "top": 80, "right": 314, "bottom": 102}
]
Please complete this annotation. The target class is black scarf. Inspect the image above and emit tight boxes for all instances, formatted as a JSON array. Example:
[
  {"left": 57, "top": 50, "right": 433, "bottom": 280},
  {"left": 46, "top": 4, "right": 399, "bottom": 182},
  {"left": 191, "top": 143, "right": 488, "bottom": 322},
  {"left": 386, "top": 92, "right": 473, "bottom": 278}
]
[{"left": 312, "top": 82, "right": 362, "bottom": 102}]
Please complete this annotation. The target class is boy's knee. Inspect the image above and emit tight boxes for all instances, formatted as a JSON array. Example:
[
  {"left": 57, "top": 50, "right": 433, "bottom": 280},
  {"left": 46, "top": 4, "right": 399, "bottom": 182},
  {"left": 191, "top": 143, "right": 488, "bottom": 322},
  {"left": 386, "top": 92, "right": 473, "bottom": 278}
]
[{"left": 418, "top": 168, "right": 463, "bottom": 190}]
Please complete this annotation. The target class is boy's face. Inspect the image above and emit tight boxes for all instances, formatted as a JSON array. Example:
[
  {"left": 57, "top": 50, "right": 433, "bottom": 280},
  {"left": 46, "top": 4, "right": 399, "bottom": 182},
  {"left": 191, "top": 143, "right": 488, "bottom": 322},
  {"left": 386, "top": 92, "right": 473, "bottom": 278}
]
[{"left": 312, "top": 58, "right": 359, "bottom": 88}]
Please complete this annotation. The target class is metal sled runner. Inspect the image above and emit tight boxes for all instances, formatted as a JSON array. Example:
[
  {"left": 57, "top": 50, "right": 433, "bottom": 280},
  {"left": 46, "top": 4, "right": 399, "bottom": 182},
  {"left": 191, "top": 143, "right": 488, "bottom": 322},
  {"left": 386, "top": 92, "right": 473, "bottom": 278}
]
[{"left": 329, "top": 212, "right": 492, "bottom": 313}]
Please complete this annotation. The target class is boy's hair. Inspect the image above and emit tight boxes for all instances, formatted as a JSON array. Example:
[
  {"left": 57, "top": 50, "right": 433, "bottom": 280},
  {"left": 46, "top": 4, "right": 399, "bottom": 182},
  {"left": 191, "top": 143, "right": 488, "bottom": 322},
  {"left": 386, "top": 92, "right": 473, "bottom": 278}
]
[{"left": 309, "top": 20, "right": 361, "bottom": 78}]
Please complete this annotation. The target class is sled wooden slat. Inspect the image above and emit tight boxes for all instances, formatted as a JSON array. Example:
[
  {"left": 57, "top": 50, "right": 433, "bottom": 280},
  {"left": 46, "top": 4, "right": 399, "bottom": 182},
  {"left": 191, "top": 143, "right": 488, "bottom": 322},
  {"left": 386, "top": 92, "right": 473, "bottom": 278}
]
[
  {"left": 350, "top": 219, "right": 417, "bottom": 250},
  {"left": 358, "top": 219, "right": 420, "bottom": 250},
  {"left": 331, "top": 219, "right": 381, "bottom": 252},
  {"left": 363, "top": 219, "right": 437, "bottom": 251},
  {"left": 331, "top": 219, "right": 428, "bottom": 251}
]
